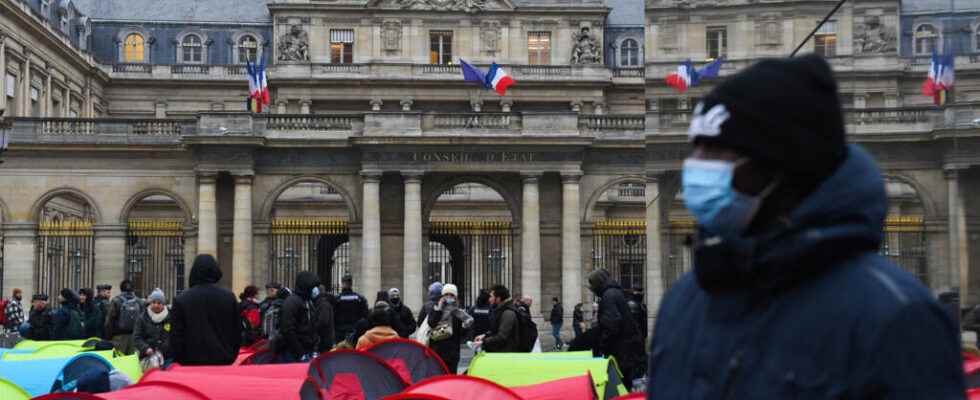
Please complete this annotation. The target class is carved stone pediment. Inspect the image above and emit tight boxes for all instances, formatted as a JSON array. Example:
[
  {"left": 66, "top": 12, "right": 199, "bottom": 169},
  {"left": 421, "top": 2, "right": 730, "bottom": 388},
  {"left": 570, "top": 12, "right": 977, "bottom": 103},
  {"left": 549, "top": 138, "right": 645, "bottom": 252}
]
[{"left": 368, "top": 0, "right": 515, "bottom": 13}]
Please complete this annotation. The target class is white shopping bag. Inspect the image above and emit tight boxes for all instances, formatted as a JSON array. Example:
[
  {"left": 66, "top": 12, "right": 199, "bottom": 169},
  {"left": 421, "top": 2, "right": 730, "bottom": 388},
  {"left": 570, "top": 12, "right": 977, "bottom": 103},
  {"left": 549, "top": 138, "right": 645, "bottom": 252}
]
[{"left": 414, "top": 315, "right": 430, "bottom": 346}]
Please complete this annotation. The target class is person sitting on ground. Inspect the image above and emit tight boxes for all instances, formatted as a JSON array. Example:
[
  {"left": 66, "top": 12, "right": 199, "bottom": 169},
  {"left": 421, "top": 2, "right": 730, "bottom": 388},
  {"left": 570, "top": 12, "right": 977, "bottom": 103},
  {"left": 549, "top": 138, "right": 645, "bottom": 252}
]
[
  {"left": 356, "top": 302, "right": 400, "bottom": 350},
  {"left": 133, "top": 288, "right": 172, "bottom": 363}
]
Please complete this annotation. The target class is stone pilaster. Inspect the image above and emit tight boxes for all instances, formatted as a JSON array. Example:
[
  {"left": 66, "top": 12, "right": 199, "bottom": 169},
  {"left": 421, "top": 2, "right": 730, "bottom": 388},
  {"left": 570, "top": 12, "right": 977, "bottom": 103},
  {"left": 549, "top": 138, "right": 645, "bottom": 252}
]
[
  {"left": 44, "top": 68, "right": 52, "bottom": 117},
  {"left": 197, "top": 173, "right": 218, "bottom": 258},
  {"left": 94, "top": 224, "right": 126, "bottom": 293},
  {"left": 0, "top": 33, "right": 6, "bottom": 113},
  {"left": 946, "top": 168, "right": 970, "bottom": 305},
  {"left": 561, "top": 171, "right": 583, "bottom": 316},
  {"left": 361, "top": 170, "right": 382, "bottom": 300},
  {"left": 521, "top": 172, "right": 542, "bottom": 316},
  {"left": 21, "top": 51, "right": 30, "bottom": 117},
  {"left": 402, "top": 171, "right": 424, "bottom": 312},
  {"left": 232, "top": 174, "right": 254, "bottom": 295},
  {"left": 645, "top": 174, "right": 663, "bottom": 325},
  {"left": 3, "top": 223, "right": 36, "bottom": 301}
]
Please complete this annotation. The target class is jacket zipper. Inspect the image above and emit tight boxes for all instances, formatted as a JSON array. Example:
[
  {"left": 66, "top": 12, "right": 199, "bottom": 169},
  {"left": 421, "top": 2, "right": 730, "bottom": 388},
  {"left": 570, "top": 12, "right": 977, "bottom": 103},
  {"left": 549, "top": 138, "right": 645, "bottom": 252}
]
[{"left": 720, "top": 349, "right": 745, "bottom": 400}]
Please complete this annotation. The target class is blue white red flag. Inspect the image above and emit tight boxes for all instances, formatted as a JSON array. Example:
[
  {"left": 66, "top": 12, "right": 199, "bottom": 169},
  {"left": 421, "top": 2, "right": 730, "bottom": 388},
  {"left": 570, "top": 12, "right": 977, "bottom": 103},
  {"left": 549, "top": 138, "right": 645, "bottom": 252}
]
[
  {"left": 665, "top": 58, "right": 725, "bottom": 93},
  {"left": 459, "top": 59, "right": 516, "bottom": 96},
  {"left": 922, "top": 51, "right": 954, "bottom": 106}
]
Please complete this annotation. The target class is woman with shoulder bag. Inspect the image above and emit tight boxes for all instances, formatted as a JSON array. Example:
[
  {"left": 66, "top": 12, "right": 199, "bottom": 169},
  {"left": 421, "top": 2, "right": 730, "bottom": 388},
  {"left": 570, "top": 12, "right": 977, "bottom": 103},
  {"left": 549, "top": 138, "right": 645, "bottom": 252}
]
[{"left": 426, "top": 284, "right": 473, "bottom": 374}]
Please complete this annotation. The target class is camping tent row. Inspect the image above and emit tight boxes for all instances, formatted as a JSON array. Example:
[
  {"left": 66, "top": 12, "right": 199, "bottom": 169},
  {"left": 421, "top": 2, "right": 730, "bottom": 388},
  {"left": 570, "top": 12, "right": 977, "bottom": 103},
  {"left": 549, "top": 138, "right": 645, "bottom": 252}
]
[
  {"left": 0, "top": 339, "right": 142, "bottom": 399},
  {"left": 466, "top": 351, "right": 628, "bottom": 399}
]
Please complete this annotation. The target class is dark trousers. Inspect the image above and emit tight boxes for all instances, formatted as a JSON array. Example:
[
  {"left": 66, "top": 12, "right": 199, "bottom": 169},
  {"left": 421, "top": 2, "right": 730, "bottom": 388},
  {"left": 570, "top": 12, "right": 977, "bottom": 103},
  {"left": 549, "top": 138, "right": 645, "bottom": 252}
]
[
  {"left": 551, "top": 323, "right": 563, "bottom": 347},
  {"left": 572, "top": 321, "right": 583, "bottom": 338}
]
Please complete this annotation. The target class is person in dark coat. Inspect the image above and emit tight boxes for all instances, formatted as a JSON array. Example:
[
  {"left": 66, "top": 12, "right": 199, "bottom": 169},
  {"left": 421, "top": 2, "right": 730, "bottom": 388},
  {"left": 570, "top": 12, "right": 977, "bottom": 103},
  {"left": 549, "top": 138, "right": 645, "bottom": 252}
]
[
  {"left": 105, "top": 280, "right": 143, "bottom": 355},
  {"left": 94, "top": 284, "right": 111, "bottom": 338},
  {"left": 170, "top": 254, "right": 241, "bottom": 365},
  {"left": 476, "top": 285, "right": 520, "bottom": 353},
  {"left": 334, "top": 274, "right": 368, "bottom": 342},
  {"left": 549, "top": 297, "right": 563, "bottom": 351},
  {"left": 588, "top": 269, "right": 645, "bottom": 388},
  {"left": 626, "top": 287, "right": 648, "bottom": 344},
  {"left": 416, "top": 282, "right": 443, "bottom": 328},
  {"left": 51, "top": 288, "right": 86, "bottom": 340},
  {"left": 26, "top": 294, "right": 53, "bottom": 340},
  {"left": 79, "top": 288, "right": 105, "bottom": 339},
  {"left": 314, "top": 285, "right": 336, "bottom": 352},
  {"left": 238, "top": 285, "right": 261, "bottom": 346},
  {"left": 467, "top": 289, "right": 492, "bottom": 339},
  {"left": 571, "top": 303, "right": 585, "bottom": 339},
  {"left": 277, "top": 271, "right": 320, "bottom": 362},
  {"left": 259, "top": 282, "right": 281, "bottom": 325},
  {"left": 387, "top": 288, "right": 416, "bottom": 338},
  {"left": 647, "top": 55, "right": 965, "bottom": 399},
  {"left": 133, "top": 289, "right": 172, "bottom": 360},
  {"left": 426, "top": 284, "right": 473, "bottom": 374}
]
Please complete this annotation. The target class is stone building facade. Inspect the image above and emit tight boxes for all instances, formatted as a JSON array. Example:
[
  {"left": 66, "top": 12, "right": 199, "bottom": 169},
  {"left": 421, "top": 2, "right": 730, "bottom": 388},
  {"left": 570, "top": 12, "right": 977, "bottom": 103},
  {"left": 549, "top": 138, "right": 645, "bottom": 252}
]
[{"left": 0, "top": 0, "right": 977, "bottom": 333}]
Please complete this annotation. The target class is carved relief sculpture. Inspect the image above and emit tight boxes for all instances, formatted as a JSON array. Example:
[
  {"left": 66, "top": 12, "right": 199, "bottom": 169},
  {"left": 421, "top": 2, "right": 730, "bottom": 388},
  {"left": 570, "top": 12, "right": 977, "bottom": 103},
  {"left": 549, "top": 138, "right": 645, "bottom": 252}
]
[
  {"left": 382, "top": 20, "right": 402, "bottom": 52},
  {"left": 854, "top": 16, "right": 896, "bottom": 54},
  {"left": 277, "top": 24, "right": 310, "bottom": 62},
  {"left": 391, "top": 0, "right": 488, "bottom": 13},
  {"left": 658, "top": 23, "right": 678, "bottom": 52},
  {"left": 571, "top": 27, "right": 601, "bottom": 65},
  {"left": 481, "top": 21, "right": 501, "bottom": 54}
]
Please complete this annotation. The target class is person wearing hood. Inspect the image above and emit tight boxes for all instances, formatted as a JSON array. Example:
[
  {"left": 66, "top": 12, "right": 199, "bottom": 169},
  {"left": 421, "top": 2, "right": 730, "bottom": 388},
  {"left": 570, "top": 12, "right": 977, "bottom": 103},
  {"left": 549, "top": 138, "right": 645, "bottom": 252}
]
[
  {"left": 356, "top": 302, "right": 400, "bottom": 350},
  {"left": 334, "top": 274, "right": 368, "bottom": 343},
  {"left": 314, "top": 285, "right": 336, "bottom": 352},
  {"left": 588, "top": 269, "right": 645, "bottom": 389},
  {"left": 105, "top": 280, "right": 144, "bottom": 355},
  {"left": 416, "top": 281, "right": 444, "bottom": 328},
  {"left": 133, "top": 289, "right": 172, "bottom": 361},
  {"left": 170, "top": 254, "right": 241, "bottom": 365},
  {"left": 78, "top": 288, "right": 104, "bottom": 339},
  {"left": 647, "top": 55, "right": 964, "bottom": 399},
  {"left": 51, "top": 288, "right": 87, "bottom": 340},
  {"left": 426, "top": 284, "right": 473, "bottom": 374},
  {"left": 277, "top": 271, "right": 320, "bottom": 362},
  {"left": 387, "top": 288, "right": 417, "bottom": 338}
]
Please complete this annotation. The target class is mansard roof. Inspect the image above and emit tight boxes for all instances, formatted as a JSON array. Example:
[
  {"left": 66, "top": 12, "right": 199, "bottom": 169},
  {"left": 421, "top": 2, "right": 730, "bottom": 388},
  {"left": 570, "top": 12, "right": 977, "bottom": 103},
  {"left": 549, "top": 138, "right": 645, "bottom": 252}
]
[{"left": 72, "top": 0, "right": 273, "bottom": 23}]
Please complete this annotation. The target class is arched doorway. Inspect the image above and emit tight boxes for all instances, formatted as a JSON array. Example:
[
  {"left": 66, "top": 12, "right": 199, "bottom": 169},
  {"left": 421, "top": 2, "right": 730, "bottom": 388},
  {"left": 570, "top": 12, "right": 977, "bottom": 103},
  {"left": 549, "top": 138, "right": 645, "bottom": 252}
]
[
  {"left": 882, "top": 178, "right": 927, "bottom": 283},
  {"left": 125, "top": 194, "right": 187, "bottom": 299},
  {"left": 427, "top": 182, "right": 513, "bottom": 305},
  {"left": 35, "top": 192, "right": 96, "bottom": 297},
  {"left": 269, "top": 181, "right": 350, "bottom": 292},
  {"left": 590, "top": 181, "right": 647, "bottom": 291}
]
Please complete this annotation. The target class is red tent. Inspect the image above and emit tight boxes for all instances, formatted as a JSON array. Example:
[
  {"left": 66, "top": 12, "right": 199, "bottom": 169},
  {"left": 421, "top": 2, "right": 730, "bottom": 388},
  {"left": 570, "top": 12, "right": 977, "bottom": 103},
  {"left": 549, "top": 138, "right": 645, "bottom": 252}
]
[
  {"left": 306, "top": 350, "right": 409, "bottom": 400},
  {"left": 35, "top": 381, "right": 211, "bottom": 400},
  {"left": 610, "top": 393, "right": 646, "bottom": 400},
  {"left": 392, "top": 375, "right": 523, "bottom": 400},
  {"left": 511, "top": 374, "right": 597, "bottom": 400},
  {"left": 365, "top": 338, "right": 449, "bottom": 384},
  {"left": 141, "top": 364, "right": 309, "bottom": 399},
  {"left": 158, "top": 362, "right": 309, "bottom": 379}
]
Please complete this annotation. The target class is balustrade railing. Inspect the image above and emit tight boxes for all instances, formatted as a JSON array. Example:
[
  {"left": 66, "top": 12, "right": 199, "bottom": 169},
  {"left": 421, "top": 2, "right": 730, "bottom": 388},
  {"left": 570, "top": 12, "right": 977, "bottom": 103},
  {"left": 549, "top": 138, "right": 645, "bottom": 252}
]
[
  {"left": 265, "top": 114, "right": 359, "bottom": 131},
  {"left": 112, "top": 63, "right": 152, "bottom": 73},
  {"left": 580, "top": 114, "right": 645, "bottom": 131},
  {"left": 41, "top": 119, "right": 95, "bottom": 135},
  {"left": 613, "top": 68, "right": 644, "bottom": 78},
  {"left": 34, "top": 118, "right": 189, "bottom": 136},
  {"left": 415, "top": 64, "right": 461, "bottom": 74},
  {"left": 223, "top": 65, "right": 248, "bottom": 75},
  {"left": 429, "top": 113, "right": 517, "bottom": 130},
  {"left": 131, "top": 120, "right": 187, "bottom": 135},
  {"left": 314, "top": 64, "right": 369, "bottom": 74},
  {"left": 514, "top": 65, "right": 572, "bottom": 77},
  {"left": 171, "top": 64, "right": 210, "bottom": 74},
  {"left": 844, "top": 108, "right": 934, "bottom": 125}
]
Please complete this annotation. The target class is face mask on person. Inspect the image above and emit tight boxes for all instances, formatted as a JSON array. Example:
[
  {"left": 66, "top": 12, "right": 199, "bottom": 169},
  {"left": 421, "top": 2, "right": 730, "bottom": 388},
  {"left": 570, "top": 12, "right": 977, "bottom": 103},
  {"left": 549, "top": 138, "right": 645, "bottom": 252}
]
[
  {"left": 390, "top": 297, "right": 401, "bottom": 305},
  {"left": 682, "top": 158, "right": 777, "bottom": 240},
  {"left": 311, "top": 286, "right": 320, "bottom": 299},
  {"left": 445, "top": 297, "right": 456, "bottom": 305}
]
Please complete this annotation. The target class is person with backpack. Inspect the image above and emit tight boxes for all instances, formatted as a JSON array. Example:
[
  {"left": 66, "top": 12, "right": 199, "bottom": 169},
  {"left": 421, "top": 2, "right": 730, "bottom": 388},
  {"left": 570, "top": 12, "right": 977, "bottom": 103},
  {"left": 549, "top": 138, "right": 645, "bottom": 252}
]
[
  {"left": 259, "top": 282, "right": 281, "bottom": 323},
  {"left": 426, "top": 284, "right": 473, "bottom": 374},
  {"left": 105, "top": 280, "right": 144, "bottom": 355},
  {"left": 51, "top": 288, "right": 87, "bottom": 340},
  {"left": 314, "top": 285, "right": 335, "bottom": 352},
  {"left": 276, "top": 271, "right": 320, "bottom": 362},
  {"left": 587, "top": 269, "right": 645, "bottom": 390},
  {"left": 466, "top": 289, "right": 492, "bottom": 340},
  {"left": 626, "top": 287, "right": 648, "bottom": 344},
  {"left": 261, "top": 287, "right": 290, "bottom": 341},
  {"left": 334, "top": 274, "right": 368, "bottom": 343},
  {"left": 3, "top": 288, "right": 24, "bottom": 333},
  {"left": 477, "top": 284, "right": 534, "bottom": 353},
  {"left": 78, "top": 288, "right": 103, "bottom": 339},
  {"left": 133, "top": 288, "right": 172, "bottom": 365},
  {"left": 170, "top": 254, "right": 241, "bottom": 365},
  {"left": 25, "top": 294, "right": 53, "bottom": 340},
  {"left": 238, "top": 285, "right": 261, "bottom": 346}
]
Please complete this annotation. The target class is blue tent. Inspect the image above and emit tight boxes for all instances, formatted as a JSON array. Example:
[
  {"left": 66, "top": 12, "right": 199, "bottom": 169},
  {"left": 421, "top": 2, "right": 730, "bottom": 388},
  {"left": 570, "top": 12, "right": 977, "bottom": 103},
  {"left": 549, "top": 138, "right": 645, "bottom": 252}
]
[{"left": 0, "top": 353, "right": 114, "bottom": 396}]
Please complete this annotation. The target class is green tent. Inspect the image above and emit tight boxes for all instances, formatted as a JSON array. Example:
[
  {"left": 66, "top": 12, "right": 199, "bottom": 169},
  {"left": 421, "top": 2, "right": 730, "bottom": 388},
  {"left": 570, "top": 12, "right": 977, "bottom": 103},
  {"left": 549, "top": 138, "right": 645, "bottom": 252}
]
[
  {"left": 13, "top": 338, "right": 101, "bottom": 350},
  {"left": 2, "top": 343, "right": 142, "bottom": 383},
  {"left": 466, "top": 352, "right": 628, "bottom": 399},
  {"left": 0, "top": 377, "right": 30, "bottom": 400}
]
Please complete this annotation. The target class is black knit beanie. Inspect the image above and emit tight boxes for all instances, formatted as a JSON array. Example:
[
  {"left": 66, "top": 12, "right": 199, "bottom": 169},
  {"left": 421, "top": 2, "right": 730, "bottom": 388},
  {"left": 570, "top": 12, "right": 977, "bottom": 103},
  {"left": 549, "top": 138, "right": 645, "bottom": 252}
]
[{"left": 689, "top": 54, "right": 847, "bottom": 186}]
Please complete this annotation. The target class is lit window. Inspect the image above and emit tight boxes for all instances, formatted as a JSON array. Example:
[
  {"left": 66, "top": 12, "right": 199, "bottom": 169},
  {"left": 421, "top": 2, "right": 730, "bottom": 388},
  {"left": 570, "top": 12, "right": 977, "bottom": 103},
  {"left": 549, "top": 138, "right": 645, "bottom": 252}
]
[
  {"left": 330, "top": 29, "right": 354, "bottom": 64},
  {"left": 706, "top": 27, "right": 727, "bottom": 60},
  {"left": 915, "top": 24, "right": 939, "bottom": 55},
  {"left": 181, "top": 34, "right": 203, "bottom": 63},
  {"left": 430, "top": 31, "right": 453, "bottom": 65},
  {"left": 620, "top": 38, "right": 639, "bottom": 67},
  {"left": 528, "top": 32, "right": 551, "bottom": 65},
  {"left": 238, "top": 35, "right": 258, "bottom": 63},
  {"left": 123, "top": 33, "right": 145, "bottom": 63},
  {"left": 814, "top": 21, "right": 837, "bottom": 57}
]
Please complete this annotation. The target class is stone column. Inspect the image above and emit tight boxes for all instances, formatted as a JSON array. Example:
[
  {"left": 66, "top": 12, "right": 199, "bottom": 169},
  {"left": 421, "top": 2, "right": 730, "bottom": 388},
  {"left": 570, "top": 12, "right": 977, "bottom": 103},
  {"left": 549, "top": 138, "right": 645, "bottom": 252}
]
[
  {"left": 402, "top": 171, "right": 424, "bottom": 312},
  {"left": 84, "top": 81, "right": 92, "bottom": 118},
  {"left": 645, "top": 175, "right": 664, "bottom": 325},
  {"left": 361, "top": 171, "right": 382, "bottom": 300},
  {"left": 3, "top": 223, "right": 36, "bottom": 301},
  {"left": 232, "top": 174, "right": 254, "bottom": 295},
  {"left": 561, "top": 171, "right": 583, "bottom": 316},
  {"left": 197, "top": 173, "right": 218, "bottom": 258},
  {"left": 521, "top": 172, "right": 542, "bottom": 315},
  {"left": 44, "top": 68, "right": 52, "bottom": 117},
  {"left": 62, "top": 87, "right": 69, "bottom": 117},
  {"left": 0, "top": 33, "right": 6, "bottom": 112},
  {"left": 946, "top": 168, "right": 970, "bottom": 304},
  {"left": 21, "top": 53, "right": 31, "bottom": 117},
  {"left": 94, "top": 224, "right": 126, "bottom": 293}
]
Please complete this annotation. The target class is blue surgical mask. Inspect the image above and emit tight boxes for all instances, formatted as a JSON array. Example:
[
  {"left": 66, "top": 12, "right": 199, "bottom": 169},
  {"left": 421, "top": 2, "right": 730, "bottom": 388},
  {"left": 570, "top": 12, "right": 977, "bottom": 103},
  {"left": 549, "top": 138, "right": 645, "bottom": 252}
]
[
  {"left": 682, "top": 158, "right": 772, "bottom": 239},
  {"left": 445, "top": 297, "right": 456, "bottom": 305},
  {"left": 311, "top": 287, "right": 321, "bottom": 299}
]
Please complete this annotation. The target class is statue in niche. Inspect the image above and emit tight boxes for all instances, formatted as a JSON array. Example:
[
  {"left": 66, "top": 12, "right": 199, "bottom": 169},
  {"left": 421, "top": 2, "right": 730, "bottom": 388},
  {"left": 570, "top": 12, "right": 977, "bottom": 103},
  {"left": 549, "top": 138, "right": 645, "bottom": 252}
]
[
  {"left": 854, "top": 16, "right": 896, "bottom": 54},
  {"left": 383, "top": 21, "right": 402, "bottom": 52},
  {"left": 571, "top": 27, "right": 601, "bottom": 65},
  {"left": 277, "top": 24, "right": 310, "bottom": 62}
]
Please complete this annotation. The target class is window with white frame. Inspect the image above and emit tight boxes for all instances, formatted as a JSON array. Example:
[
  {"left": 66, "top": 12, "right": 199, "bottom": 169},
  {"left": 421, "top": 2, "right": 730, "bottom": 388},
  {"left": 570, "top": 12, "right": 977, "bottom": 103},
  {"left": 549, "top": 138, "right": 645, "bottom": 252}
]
[
  {"left": 527, "top": 31, "right": 551, "bottom": 65},
  {"left": 181, "top": 34, "right": 204, "bottom": 63},
  {"left": 429, "top": 31, "right": 453, "bottom": 65},
  {"left": 620, "top": 38, "right": 639, "bottom": 67},
  {"left": 41, "top": 0, "right": 50, "bottom": 17},
  {"left": 330, "top": 29, "right": 354, "bottom": 64},
  {"left": 5, "top": 74, "right": 15, "bottom": 115},
  {"left": 706, "top": 27, "right": 727, "bottom": 60},
  {"left": 814, "top": 21, "right": 837, "bottom": 57},
  {"left": 30, "top": 87, "right": 40, "bottom": 117},
  {"left": 238, "top": 35, "right": 259, "bottom": 63},
  {"left": 915, "top": 24, "right": 939, "bottom": 55}
]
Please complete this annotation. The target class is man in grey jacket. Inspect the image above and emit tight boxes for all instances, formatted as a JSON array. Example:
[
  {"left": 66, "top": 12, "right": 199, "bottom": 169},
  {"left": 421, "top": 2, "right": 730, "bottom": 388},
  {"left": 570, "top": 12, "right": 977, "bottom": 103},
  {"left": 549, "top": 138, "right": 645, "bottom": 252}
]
[{"left": 475, "top": 284, "right": 521, "bottom": 353}]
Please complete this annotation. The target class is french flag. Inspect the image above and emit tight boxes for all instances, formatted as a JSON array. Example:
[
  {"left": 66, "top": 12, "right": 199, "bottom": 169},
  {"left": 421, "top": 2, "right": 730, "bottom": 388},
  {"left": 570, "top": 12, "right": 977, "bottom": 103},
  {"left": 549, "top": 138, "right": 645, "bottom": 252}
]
[
  {"left": 922, "top": 51, "right": 954, "bottom": 106},
  {"left": 460, "top": 59, "right": 515, "bottom": 96},
  {"left": 665, "top": 58, "right": 724, "bottom": 93}
]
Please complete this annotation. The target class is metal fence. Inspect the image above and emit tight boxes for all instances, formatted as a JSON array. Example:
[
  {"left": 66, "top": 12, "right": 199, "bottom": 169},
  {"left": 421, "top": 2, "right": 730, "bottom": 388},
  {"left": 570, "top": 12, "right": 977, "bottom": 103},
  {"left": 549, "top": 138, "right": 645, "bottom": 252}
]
[
  {"left": 664, "top": 218, "right": 695, "bottom": 292},
  {"left": 269, "top": 218, "right": 349, "bottom": 293},
  {"left": 427, "top": 220, "right": 513, "bottom": 306},
  {"left": 880, "top": 216, "right": 928, "bottom": 284},
  {"left": 35, "top": 220, "right": 95, "bottom": 297},
  {"left": 591, "top": 220, "right": 647, "bottom": 291},
  {"left": 126, "top": 219, "right": 186, "bottom": 300}
]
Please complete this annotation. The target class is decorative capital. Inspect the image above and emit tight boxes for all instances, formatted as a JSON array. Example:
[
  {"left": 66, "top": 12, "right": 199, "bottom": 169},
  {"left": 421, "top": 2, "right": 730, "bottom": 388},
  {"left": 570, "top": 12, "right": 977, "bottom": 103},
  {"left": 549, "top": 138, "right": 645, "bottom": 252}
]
[
  {"left": 361, "top": 170, "right": 383, "bottom": 182},
  {"left": 233, "top": 173, "right": 255, "bottom": 185},
  {"left": 521, "top": 171, "right": 543, "bottom": 184},
  {"left": 561, "top": 171, "right": 583, "bottom": 183},
  {"left": 197, "top": 171, "right": 218, "bottom": 185},
  {"left": 400, "top": 98, "right": 414, "bottom": 111},
  {"left": 402, "top": 170, "right": 424, "bottom": 183},
  {"left": 944, "top": 166, "right": 965, "bottom": 180},
  {"left": 370, "top": 98, "right": 383, "bottom": 111}
]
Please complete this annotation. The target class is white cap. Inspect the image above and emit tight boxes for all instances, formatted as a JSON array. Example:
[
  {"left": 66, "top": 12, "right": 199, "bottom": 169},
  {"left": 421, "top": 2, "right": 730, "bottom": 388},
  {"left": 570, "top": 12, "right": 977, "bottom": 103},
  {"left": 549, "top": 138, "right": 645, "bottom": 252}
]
[{"left": 441, "top": 284, "right": 458, "bottom": 297}]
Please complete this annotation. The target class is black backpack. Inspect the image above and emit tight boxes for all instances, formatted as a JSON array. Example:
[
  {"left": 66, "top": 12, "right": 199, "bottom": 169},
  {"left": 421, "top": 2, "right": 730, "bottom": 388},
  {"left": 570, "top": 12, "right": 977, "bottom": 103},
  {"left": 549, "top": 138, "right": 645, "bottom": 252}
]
[
  {"left": 509, "top": 305, "right": 537, "bottom": 352},
  {"left": 116, "top": 295, "right": 141, "bottom": 333},
  {"left": 262, "top": 300, "right": 283, "bottom": 340}
]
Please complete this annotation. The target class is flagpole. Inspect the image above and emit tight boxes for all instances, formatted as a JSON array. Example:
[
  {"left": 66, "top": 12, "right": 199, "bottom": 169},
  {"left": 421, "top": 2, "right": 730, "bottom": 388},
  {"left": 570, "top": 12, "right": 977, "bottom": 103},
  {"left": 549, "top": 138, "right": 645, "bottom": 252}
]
[{"left": 790, "top": 0, "right": 848, "bottom": 57}]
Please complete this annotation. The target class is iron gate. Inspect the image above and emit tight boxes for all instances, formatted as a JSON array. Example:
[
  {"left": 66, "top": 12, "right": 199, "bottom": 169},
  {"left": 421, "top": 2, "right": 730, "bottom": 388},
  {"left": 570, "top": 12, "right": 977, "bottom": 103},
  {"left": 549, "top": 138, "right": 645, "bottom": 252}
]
[
  {"left": 269, "top": 218, "right": 349, "bottom": 293},
  {"left": 591, "top": 219, "right": 646, "bottom": 291},
  {"left": 126, "top": 219, "right": 186, "bottom": 300},
  {"left": 35, "top": 220, "right": 95, "bottom": 297},
  {"left": 664, "top": 218, "right": 695, "bottom": 292},
  {"left": 427, "top": 220, "right": 513, "bottom": 306},
  {"left": 880, "top": 215, "right": 928, "bottom": 284}
]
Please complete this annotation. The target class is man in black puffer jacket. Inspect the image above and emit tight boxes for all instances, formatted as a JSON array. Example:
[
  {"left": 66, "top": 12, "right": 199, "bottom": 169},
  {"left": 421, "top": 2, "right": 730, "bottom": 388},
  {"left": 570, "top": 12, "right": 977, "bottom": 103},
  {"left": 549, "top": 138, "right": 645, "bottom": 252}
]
[
  {"left": 277, "top": 271, "right": 320, "bottom": 361},
  {"left": 588, "top": 268, "right": 645, "bottom": 390},
  {"left": 170, "top": 254, "right": 241, "bottom": 365}
]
